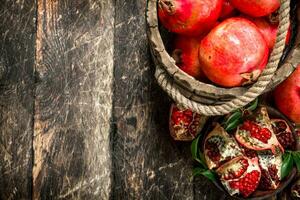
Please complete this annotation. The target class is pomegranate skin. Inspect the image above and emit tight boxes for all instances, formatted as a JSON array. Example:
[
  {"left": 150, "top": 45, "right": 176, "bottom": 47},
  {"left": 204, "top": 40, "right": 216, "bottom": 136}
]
[
  {"left": 219, "top": 0, "right": 236, "bottom": 20},
  {"left": 246, "top": 17, "right": 291, "bottom": 50},
  {"left": 274, "top": 66, "right": 300, "bottom": 123},
  {"left": 158, "top": 0, "right": 223, "bottom": 36},
  {"left": 199, "top": 17, "right": 269, "bottom": 87},
  {"left": 230, "top": 0, "right": 280, "bottom": 17},
  {"left": 172, "top": 35, "right": 205, "bottom": 80},
  {"left": 247, "top": 17, "right": 278, "bottom": 50}
]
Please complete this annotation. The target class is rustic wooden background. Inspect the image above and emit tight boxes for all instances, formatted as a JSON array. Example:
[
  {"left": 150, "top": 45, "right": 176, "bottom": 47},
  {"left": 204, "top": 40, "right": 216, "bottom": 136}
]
[{"left": 0, "top": 0, "right": 296, "bottom": 199}]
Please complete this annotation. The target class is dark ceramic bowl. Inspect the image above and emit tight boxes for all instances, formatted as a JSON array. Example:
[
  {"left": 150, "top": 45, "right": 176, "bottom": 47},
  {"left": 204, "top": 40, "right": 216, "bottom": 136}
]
[{"left": 201, "top": 106, "right": 297, "bottom": 200}]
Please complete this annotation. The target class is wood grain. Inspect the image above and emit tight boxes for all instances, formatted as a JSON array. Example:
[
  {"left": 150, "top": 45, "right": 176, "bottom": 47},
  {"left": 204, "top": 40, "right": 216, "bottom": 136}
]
[
  {"left": 0, "top": 0, "right": 297, "bottom": 199},
  {"left": 0, "top": 0, "right": 36, "bottom": 199},
  {"left": 111, "top": 0, "right": 196, "bottom": 199},
  {"left": 33, "top": 0, "right": 114, "bottom": 199}
]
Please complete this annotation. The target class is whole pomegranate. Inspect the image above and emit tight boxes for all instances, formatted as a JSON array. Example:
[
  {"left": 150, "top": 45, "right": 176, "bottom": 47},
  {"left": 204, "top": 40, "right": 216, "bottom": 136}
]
[
  {"left": 216, "top": 156, "right": 261, "bottom": 197},
  {"left": 172, "top": 35, "right": 205, "bottom": 80},
  {"left": 274, "top": 66, "right": 300, "bottom": 124},
  {"left": 246, "top": 17, "right": 277, "bottom": 50},
  {"left": 169, "top": 104, "right": 207, "bottom": 141},
  {"left": 230, "top": 0, "right": 280, "bottom": 17},
  {"left": 219, "top": 0, "right": 236, "bottom": 20},
  {"left": 246, "top": 17, "right": 291, "bottom": 50},
  {"left": 158, "top": 0, "right": 223, "bottom": 36},
  {"left": 204, "top": 124, "right": 243, "bottom": 169},
  {"left": 235, "top": 107, "right": 284, "bottom": 154},
  {"left": 199, "top": 17, "right": 269, "bottom": 87}
]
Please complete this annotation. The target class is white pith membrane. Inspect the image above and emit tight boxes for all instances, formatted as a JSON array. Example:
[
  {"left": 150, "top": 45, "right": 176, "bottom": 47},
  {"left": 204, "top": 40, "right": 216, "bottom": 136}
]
[
  {"left": 235, "top": 107, "right": 284, "bottom": 153},
  {"left": 217, "top": 156, "right": 261, "bottom": 196},
  {"left": 205, "top": 124, "right": 243, "bottom": 169},
  {"left": 257, "top": 152, "right": 282, "bottom": 189},
  {"left": 271, "top": 119, "right": 291, "bottom": 133}
]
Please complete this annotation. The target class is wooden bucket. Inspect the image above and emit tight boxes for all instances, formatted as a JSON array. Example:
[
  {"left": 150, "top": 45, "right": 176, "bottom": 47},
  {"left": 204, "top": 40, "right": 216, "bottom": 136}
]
[{"left": 146, "top": 0, "right": 300, "bottom": 116}]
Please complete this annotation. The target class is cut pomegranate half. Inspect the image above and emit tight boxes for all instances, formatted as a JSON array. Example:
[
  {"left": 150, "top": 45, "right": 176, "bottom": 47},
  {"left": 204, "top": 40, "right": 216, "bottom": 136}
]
[
  {"left": 169, "top": 104, "right": 207, "bottom": 141},
  {"left": 216, "top": 156, "right": 261, "bottom": 197},
  {"left": 257, "top": 152, "right": 282, "bottom": 190},
  {"left": 271, "top": 119, "right": 295, "bottom": 149},
  {"left": 235, "top": 107, "right": 284, "bottom": 154},
  {"left": 204, "top": 124, "right": 243, "bottom": 169}
]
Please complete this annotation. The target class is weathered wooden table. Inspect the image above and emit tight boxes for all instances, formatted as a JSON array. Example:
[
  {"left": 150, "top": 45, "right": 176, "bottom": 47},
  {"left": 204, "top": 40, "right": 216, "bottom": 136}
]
[{"left": 0, "top": 1, "right": 294, "bottom": 199}]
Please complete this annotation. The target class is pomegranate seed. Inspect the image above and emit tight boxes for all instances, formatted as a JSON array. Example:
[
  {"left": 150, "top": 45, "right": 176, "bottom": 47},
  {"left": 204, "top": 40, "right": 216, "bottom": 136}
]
[
  {"left": 240, "top": 120, "right": 272, "bottom": 144},
  {"left": 229, "top": 170, "right": 260, "bottom": 197}
]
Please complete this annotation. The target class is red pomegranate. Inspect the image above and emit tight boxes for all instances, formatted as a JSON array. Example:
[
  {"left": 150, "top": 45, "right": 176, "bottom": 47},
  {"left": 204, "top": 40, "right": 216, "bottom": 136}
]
[
  {"left": 204, "top": 124, "right": 243, "bottom": 169},
  {"left": 235, "top": 107, "right": 284, "bottom": 154},
  {"left": 216, "top": 156, "right": 261, "bottom": 197},
  {"left": 246, "top": 17, "right": 291, "bottom": 49},
  {"left": 172, "top": 35, "right": 205, "bottom": 80},
  {"left": 271, "top": 119, "right": 295, "bottom": 149},
  {"left": 274, "top": 66, "right": 300, "bottom": 124},
  {"left": 219, "top": 0, "right": 236, "bottom": 20},
  {"left": 230, "top": 0, "right": 280, "bottom": 17},
  {"left": 199, "top": 17, "right": 269, "bottom": 87},
  {"left": 169, "top": 104, "right": 207, "bottom": 141},
  {"left": 257, "top": 152, "right": 282, "bottom": 190},
  {"left": 158, "top": 0, "right": 223, "bottom": 36},
  {"left": 246, "top": 17, "right": 278, "bottom": 50}
]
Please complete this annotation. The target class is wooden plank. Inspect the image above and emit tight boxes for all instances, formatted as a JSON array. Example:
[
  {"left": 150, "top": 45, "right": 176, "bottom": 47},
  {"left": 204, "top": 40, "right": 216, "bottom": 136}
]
[
  {"left": 111, "top": 0, "right": 194, "bottom": 199},
  {"left": 0, "top": 0, "right": 36, "bottom": 199},
  {"left": 33, "top": 0, "right": 114, "bottom": 199}
]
